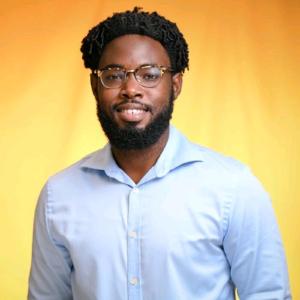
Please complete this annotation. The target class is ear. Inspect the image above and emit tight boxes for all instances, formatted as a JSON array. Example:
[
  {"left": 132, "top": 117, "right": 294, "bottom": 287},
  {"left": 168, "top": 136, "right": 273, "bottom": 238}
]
[
  {"left": 171, "top": 73, "right": 183, "bottom": 100},
  {"left": 90, "top": 73, "right": 99, "bottom": 100}
]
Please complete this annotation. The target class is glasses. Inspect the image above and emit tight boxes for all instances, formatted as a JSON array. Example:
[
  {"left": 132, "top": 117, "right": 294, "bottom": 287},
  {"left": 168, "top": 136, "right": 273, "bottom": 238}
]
[{"left": 92, "top": 64, "right": 173, "bottom": 89}]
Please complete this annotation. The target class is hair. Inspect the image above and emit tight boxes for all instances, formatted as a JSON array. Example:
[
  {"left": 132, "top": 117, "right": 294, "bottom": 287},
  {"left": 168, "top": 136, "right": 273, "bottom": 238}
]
[{"left": 80, "top": 7, "right": 189, "bottom": 74}]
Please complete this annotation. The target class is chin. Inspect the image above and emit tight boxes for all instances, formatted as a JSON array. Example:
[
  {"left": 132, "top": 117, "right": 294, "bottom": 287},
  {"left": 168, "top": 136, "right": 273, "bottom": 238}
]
[{"left": 96, "top": 93, "right": 174, "bottom": 150}]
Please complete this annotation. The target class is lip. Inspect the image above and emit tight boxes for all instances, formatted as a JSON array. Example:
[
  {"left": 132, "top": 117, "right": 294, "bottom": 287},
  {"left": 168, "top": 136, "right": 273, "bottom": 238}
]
[
  {"left": 113, "top": 102, "right": 151, "bottom": 123},
  {"left": 114, "top": 101, "right": 150, "bottom": 112},
  {"left": 117, "top": 109, "right": 148, "bottom": 122}
]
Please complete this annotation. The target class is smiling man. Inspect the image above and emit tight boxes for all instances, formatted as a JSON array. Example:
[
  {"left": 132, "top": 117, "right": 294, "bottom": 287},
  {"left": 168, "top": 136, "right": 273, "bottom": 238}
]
[{"left": 28, "top": 7, "right": 291, "bottom": 300}]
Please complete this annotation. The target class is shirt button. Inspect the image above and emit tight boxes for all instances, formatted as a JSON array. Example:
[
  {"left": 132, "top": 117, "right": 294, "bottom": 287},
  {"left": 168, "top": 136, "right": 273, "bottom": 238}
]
[
  {"left": 128, "top": 231, "right": 137, "bottom": 238},
  {"left": 132, "top": 188, "right": 139, "bottom": 193},
  {"left": 130, "top": 277, "right": 138, "bottom": 285}
]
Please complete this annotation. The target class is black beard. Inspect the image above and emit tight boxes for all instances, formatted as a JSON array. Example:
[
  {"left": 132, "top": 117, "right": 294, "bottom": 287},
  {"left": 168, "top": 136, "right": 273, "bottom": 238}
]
[{"left": 96, "top": 94, "right": 174, "bottom": 150}]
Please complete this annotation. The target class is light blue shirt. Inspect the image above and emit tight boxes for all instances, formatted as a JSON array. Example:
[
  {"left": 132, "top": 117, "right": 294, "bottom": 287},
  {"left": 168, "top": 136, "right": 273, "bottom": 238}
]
[{"left": 28, "top": 126, "right": 291, "bottom": 300}]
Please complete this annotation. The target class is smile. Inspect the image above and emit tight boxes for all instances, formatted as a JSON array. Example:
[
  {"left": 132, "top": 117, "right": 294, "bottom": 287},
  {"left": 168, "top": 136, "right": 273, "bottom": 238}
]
[
  {"left": 118, "top": 108, "right": 145, "bottom": 115},
  {"left": 114, "top": 99, "right": 151, "bottom": 111},
  {"left": 115, "top": 106, "right": 150, "bottom": 123}
]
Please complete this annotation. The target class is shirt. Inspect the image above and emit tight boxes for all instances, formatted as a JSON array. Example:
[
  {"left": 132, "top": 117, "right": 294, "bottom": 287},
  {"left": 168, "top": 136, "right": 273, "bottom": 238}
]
[{"left": 28, "top": 126, "right": 291, "bottom": 300}]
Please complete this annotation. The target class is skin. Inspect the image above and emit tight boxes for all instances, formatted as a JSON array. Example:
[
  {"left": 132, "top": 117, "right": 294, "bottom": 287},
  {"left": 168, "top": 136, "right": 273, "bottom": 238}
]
[{"left": 91, "top": 34, "right": 182, "bottom": 183}]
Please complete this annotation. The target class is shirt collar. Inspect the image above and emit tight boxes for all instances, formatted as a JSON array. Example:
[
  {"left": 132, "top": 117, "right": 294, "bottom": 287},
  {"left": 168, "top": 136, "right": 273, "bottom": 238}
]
[
  {"left": 153, "top": 125, "right": 204, "bottom": 177},
  {"left": 80, "top": 125, "right": 204, "bottom": 178},
  {"left": 80, "top": 143, "right": 119, "bottom": 175}
]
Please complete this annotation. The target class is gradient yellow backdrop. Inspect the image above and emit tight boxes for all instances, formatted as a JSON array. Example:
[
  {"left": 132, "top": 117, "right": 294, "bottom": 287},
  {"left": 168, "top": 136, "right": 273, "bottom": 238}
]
[{"left": 1, "top": 0, "right": 299, "bottom": 298}]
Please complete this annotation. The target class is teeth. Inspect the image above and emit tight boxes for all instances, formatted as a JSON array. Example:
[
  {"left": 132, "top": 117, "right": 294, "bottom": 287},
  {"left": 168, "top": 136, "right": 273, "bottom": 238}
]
[{"left": 123, "top": 109, "right": 143, "bottom": 115}]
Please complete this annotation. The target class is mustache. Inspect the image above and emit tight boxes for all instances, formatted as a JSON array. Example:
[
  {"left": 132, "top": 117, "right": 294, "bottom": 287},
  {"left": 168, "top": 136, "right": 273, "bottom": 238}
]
[{"left": 112, "top": 99, "right": 153, "bottom": 113}]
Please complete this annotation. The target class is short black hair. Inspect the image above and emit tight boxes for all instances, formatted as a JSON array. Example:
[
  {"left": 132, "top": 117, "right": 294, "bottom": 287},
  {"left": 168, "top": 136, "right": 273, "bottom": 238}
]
[{"left": 80, "top": 7, "right": 189, "bottom": 74}]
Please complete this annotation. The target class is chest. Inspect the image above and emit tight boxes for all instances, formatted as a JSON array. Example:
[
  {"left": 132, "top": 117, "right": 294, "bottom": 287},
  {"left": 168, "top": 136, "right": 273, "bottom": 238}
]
[{"left": 50, "top": 170, "right": 232, "bottom": 260}]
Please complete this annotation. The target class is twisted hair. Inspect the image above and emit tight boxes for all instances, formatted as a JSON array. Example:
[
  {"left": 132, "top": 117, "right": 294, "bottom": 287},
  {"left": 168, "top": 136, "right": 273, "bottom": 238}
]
[{"left": 80, "top": 7, "right": 189, "bottom": 73}]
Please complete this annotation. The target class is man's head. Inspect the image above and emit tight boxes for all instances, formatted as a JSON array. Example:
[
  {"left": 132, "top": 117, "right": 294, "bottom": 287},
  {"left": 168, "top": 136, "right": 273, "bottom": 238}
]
[{"left": 80, "top": 7, "right": 189, "bottom": 150}]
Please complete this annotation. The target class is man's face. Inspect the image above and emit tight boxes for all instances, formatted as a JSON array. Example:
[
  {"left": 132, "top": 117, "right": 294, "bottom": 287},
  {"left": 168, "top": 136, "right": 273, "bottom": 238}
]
[{"left": 91, "top": 34, "right": 182, "bottom": 150}]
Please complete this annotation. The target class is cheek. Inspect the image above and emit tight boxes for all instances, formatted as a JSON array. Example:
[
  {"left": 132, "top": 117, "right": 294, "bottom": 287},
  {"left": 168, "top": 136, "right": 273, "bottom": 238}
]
[
  {"left": 97, "top": 88, "right": 119, "bottom": 106},
  {"left": 153, "top": 83, "right": 173, "bottom": 106}
]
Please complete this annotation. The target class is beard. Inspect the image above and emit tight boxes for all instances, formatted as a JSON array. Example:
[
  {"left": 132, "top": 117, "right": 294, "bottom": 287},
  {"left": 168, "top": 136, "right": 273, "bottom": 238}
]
[{"left": 96, "top": 92, "right": 174, "bottom": 150}]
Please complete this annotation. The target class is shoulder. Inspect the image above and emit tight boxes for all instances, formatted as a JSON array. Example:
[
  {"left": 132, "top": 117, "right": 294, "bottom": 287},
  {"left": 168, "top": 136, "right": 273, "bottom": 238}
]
[
  {"left": 195, "top": 144, "right": 267, "bottom": 203},
  {"left": 46, "top": 149, "right": 104, "bottom": 191},
  {"left": 185, "top": 140, "right": 249, "bottom": 185},
  {"left": 197, "top": 143, "right": 245, "bottom": 172},
  {"left": 168, "top": 126, "right": 247, "bottom": 179},
  {"left": 177, "top": 133, "right": 271, "bottom": 213}
]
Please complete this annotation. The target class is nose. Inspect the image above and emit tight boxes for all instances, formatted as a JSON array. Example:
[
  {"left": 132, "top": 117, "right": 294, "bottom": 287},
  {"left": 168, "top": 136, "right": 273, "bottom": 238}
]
[{"left": 119, "top": 72, "right": 143, "bottom": 99}]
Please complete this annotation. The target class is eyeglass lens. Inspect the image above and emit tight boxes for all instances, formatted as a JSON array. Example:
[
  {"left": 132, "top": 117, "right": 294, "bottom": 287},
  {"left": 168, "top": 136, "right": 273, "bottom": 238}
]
[{"left": 100, "top": 66, "right": 163, "bottom": 88}]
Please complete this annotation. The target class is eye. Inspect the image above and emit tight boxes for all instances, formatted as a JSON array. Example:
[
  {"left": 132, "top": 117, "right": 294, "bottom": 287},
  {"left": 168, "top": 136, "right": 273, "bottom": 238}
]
[
  {"left": 102, "top": 70, "right": 124, "bottom": 82},
  {"left": 138, "top": 67, "right": 161, "bottom": 82},
  {"left": 143, "top": 73, "right": 160, "bottom": 81}
]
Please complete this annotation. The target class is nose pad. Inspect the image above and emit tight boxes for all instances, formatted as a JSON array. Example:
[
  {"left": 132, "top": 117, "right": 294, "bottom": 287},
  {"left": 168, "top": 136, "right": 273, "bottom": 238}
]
[{"left": 120, "top": 72, "right": 143, "bottom": 99}]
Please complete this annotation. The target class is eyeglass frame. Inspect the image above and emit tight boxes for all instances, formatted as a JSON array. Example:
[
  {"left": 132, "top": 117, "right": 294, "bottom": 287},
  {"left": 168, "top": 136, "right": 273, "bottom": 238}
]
[{"left": 92, "top": 64, "right": 174, "bottom": 89}]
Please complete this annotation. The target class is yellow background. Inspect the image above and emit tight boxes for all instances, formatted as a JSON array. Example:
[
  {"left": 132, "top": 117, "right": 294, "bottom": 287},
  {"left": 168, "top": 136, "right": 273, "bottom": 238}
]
[{"left": 0, "top": 0, "right": 299, "bottom": 298}]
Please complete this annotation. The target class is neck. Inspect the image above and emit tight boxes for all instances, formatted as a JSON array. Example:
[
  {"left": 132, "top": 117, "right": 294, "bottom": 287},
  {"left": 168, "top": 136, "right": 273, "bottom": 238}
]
[{"left": 111, "top": 127, "right": 170, "bottom": 184}]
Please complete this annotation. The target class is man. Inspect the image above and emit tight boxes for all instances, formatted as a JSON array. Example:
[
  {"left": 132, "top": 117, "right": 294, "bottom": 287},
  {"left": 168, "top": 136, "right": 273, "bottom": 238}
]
[{"left": 28, "top": 7, "right": 291, "bottom": 300}]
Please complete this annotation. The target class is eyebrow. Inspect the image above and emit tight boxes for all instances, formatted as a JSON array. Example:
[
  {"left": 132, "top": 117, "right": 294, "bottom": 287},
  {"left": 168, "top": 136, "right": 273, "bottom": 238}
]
[
  {"left": 100, "top": 63, "right": 158, "bottom": 70},
  {"left": 100, "top": 64, "right": 124, "bottom": 70}
]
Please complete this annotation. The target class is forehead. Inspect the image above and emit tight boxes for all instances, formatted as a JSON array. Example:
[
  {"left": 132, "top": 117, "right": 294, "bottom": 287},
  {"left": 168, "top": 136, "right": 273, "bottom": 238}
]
[{"left": 98, "top": 34, "right": 171, "bottom": 68}]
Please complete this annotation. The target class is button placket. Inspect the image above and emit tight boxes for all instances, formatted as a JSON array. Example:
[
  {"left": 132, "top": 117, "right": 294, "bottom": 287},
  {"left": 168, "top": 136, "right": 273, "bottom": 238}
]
[{"left": 127, "top": 187, "right": 142, "bottom": 299}]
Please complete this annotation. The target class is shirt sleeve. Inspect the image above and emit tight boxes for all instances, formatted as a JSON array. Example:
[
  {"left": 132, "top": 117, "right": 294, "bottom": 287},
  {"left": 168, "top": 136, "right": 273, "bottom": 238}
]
[
  {"left": 223, "top": 167, "right": 291, "bottom": 300},
  {"left": 28, "top": 182, "right": 73, "bottom": 300}
]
